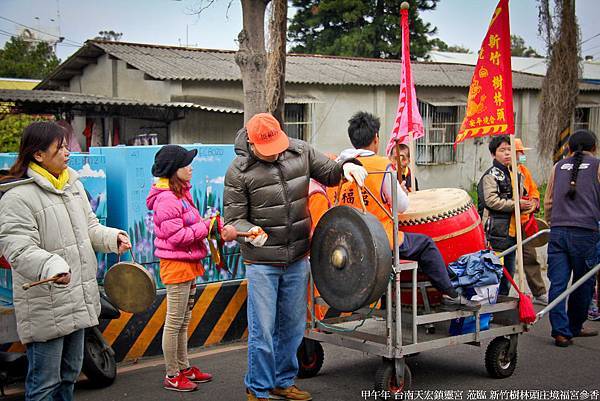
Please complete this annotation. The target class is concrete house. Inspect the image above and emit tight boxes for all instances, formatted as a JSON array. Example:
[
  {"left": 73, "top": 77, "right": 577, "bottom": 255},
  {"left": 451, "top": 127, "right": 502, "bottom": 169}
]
[{"left": 36, "top": 40, "right": 600, "bottom": 188}]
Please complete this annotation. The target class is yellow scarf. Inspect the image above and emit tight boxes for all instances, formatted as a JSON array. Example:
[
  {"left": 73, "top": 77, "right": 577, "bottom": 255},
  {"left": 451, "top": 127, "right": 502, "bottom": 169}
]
[
  {"left": 29, "top": 162, "right": 70, "bottom": 190},
  {"left": 155, "top": 177, "right": 170, "bottom": 189}
]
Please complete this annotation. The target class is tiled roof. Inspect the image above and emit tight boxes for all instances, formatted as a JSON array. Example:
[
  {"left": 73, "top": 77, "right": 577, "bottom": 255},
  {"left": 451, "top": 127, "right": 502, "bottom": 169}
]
[
  {"left": 0, "top": 89, "right": 243, "bottom": 113},
  {"left": 38, "top": 40, "right": 600, "bottom": 92}
]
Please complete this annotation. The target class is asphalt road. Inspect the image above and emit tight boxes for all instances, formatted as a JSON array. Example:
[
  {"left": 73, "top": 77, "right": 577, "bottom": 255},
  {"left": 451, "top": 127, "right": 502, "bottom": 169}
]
[{"left": 4, "top": 306, "right": 599, "bottom": 401}]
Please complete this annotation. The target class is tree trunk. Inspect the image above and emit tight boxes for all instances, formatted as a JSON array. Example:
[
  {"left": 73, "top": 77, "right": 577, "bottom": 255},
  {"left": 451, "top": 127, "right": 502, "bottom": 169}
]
[
  {"left": 537, "top": 0, "right": 580, "bottom": 162},
  {"left": 235, "top": 0, "right": 270, "bottom": 124},
  {"left": 266, "top": 0, "right": 287, "bottom": 127},
  {"left": 372, "top": 0, "right": 385, "bottom": 58}
]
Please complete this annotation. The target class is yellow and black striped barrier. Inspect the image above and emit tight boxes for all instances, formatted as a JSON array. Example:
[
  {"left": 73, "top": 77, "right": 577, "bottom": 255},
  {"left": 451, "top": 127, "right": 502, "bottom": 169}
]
[
  {"left": 553, "top": 126, "right": 571, "bottom": 163},
  {"left": 1, "top": 279, "right": 249, "bottom": 362},
  {"left": 101, "top": 279, "right": 249, "bottom": 362}
]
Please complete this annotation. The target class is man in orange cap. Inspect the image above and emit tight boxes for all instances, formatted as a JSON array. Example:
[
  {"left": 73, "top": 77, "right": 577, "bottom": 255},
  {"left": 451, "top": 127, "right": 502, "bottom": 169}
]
[
  {"left": 221, "top": 113, "right": 367, "bottom": 401},
  {"left": 515, "top": 138, "right": 548, "bottom": 305}
]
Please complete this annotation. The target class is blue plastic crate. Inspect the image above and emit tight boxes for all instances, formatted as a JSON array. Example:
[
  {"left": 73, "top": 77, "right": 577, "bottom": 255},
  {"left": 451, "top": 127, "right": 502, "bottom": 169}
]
[
  {"left": 90, "top": 145, "right": 242, "bottom": 287},
  {"left": 0, "top": 152, "right": 108, "bottom": 298}
]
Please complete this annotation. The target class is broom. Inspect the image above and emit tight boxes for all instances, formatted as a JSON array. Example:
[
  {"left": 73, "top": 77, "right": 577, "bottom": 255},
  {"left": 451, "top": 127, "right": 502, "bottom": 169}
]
[{"left": 502, "top": 266, "right": 536, "bottom": 324}]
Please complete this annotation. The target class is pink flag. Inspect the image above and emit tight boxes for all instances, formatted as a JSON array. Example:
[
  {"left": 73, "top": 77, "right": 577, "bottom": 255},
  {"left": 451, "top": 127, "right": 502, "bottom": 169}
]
[{"left": 386, "top": 7, "right": 424, "bottom": 156}]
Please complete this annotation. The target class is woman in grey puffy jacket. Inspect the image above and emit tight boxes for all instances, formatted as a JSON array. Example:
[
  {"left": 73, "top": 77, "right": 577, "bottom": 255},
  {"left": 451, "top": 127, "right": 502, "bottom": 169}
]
[{"left": 0, "top": 122, "right": 131, "bottom": 401}]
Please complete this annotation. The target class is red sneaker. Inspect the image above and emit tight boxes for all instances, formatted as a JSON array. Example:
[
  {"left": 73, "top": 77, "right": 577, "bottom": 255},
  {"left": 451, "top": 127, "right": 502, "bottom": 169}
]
[
  {"left": 163, "top": 372, "right": 198, "bottom": 392},
  {"left": 181, "top": 366, "right": 213, "bottom": 383}
]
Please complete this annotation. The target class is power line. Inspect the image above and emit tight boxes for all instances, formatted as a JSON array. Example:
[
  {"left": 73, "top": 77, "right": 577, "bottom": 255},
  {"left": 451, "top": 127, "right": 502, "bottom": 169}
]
[
  {"left": 0, "top": 15, "right": 81, "bottom": 46},
  {"left": 582, "top": 43, "right": 600, "bottom": 54},
  {"left": 581, "top": 32, "right": 600, "bottom": 46},
  {"left": 0, "top": 29, "right": 79, "bottom": 47}
]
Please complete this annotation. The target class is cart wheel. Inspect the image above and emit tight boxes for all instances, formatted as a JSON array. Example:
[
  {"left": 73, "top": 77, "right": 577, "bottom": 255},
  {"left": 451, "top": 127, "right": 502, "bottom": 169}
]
[
  {"left": 425, "top": 324, "right": 436, "bottom": 335},
  {"left": 485, "top": 337, "right": 517, "bottom": 378},
  {"left": 297, "top": 339, "right": 324, "bottom": 378},
  {"left": 374, "top": 360, "right": 412, "bottom": 393}
]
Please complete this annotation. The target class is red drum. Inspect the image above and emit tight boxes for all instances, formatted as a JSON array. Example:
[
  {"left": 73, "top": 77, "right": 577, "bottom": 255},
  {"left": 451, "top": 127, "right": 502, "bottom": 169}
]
[{"left": 397, "top": 188, "right": 486, "bottom": 305}]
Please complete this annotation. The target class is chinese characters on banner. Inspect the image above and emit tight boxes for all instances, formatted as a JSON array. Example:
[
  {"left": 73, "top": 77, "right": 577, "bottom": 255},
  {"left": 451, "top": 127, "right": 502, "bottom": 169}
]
[{"left": 455, "top": 0, "right": 514, "bottom": 145}]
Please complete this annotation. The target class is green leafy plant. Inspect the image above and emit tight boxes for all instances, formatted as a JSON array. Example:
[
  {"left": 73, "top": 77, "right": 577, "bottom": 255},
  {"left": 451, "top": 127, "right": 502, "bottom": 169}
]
[{"left": 0, "top": 114, "right": 51, "bottom": 152}]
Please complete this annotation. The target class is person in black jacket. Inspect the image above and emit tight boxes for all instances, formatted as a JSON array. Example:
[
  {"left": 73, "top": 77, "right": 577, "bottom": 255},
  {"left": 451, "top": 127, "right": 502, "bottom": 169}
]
[
  {"left": 221, "top": 113, "right": 367, "bottom": 401},
  {"left": 477, "top": 136, "right": 531, "bottom": 296}
]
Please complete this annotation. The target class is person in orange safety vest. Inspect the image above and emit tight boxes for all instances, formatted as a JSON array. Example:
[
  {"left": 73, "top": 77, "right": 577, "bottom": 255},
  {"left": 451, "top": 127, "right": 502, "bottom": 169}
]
[{"left": 334, "top": 111, "right": 465, "bottom": 304}]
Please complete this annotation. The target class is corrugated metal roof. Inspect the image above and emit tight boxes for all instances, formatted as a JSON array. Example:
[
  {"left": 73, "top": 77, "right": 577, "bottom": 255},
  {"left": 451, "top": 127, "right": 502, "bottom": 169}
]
[
  {"left": 0, "top": 78, "right": 41, "bottom": 90},
  {"left": 0, "top": 89, "right": 243, "bottom": 113},
  {"left": 40, "top": 40, "right": 600, "bottom": 92},
  {"left": 91, "top": 41, "right": 548, "bottom": 89}
]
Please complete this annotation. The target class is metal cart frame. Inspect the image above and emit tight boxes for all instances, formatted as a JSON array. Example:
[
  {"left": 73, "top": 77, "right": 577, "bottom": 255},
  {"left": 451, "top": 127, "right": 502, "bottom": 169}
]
[{"left": 302, "top": 170, "right": 532, "bottom": 390}]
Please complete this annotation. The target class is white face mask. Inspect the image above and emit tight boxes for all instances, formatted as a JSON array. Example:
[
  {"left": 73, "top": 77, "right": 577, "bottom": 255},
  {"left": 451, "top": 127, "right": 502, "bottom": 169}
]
[{"left": 518, "top": 154, "right": 527, "bottom": 164}]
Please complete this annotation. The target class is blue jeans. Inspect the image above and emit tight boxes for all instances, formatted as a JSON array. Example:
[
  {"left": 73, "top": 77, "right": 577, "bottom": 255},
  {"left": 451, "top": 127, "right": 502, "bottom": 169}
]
[
  {"left": 244, "top": 258, "right": 309, "bottom": 399},
  {"left": 547, "top": 227, "right": 599, "bottom": 338},
  {"left": 25, "top": 329, "right": 85, "bottom": 401}
]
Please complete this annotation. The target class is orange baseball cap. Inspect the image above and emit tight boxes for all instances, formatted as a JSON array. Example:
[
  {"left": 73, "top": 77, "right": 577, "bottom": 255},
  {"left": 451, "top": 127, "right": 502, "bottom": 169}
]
[
  {"left": 514, "top": 138, "right": 532, "bottom": 152},
  {"left": 246, "top": 113, "right": 289, "bottom": 156}
]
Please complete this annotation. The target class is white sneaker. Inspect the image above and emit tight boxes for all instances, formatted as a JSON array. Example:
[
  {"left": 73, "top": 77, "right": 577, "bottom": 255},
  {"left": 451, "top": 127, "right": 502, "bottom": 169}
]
[{"left": 533, "top": 294, "right": 549, "bottom": 306}]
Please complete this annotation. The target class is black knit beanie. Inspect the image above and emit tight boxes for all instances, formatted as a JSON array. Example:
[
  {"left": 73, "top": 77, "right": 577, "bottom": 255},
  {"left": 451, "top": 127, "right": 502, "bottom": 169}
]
[{"left": 151, "top": 145, "right": 197, "bottom": 178}]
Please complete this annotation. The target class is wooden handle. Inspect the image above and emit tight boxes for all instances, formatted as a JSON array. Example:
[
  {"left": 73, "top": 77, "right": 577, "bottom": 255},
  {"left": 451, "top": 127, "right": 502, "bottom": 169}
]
[
  {"left": 22, "top": 276, "right": 60, "bottom": 290},
  {"left": 237, "top": 231, "right": 254, "bottom": 238},
  {"left": 237, "top": 229, "right": 267, "bottom": 239}
]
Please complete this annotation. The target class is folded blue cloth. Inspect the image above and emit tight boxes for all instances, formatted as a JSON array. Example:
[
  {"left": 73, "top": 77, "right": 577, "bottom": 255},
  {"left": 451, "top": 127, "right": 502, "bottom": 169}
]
[{"left": 447, "top": 250, "right": 503, "bottom": 289}]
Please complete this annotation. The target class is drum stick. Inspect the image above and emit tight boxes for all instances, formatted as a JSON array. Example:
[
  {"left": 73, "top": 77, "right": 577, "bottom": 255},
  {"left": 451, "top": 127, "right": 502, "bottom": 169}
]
[
  {"left": 237, "top": 230, "right": 267, "bottom": 239},
  {"left": 22, "top": 276, "right": 60, "bottom": 290},
  {"left": 237, "top": 231, "right": 254, "bottom": 238}
]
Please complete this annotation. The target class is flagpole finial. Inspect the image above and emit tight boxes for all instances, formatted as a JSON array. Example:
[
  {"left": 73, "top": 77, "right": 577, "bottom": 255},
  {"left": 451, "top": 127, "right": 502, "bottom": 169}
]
[{"left": 401, "top": 2, "right": 409, "bottom": 10}]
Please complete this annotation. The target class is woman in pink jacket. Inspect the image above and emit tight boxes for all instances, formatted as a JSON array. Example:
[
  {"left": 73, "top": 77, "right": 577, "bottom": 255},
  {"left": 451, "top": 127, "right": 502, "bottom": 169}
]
[{"left": 146, "top": 145, "right": 224, "bottom": 392}]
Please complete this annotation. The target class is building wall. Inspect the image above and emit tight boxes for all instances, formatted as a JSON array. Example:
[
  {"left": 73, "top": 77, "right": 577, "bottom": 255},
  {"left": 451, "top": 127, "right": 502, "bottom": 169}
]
[
  {"left": 69, "top": 55, "right": 179, "bottom": 101},
  {"left": 170, "top": 109, "right": 243, "bottom": 144},
  {"left": 115, "top": 59, "right": 179, "bottom": 102},
  {"left": 69, "top": 54, "right": 112, "bottom": 96},
  {"left": 300, "top": 84, "right": 552, "bottom": 190}
]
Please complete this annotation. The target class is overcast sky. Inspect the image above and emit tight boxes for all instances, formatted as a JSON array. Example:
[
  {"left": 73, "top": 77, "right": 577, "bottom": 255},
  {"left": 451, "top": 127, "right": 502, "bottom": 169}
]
[{"left": 1, "top": 0, "right": 599, "bottom": 62}]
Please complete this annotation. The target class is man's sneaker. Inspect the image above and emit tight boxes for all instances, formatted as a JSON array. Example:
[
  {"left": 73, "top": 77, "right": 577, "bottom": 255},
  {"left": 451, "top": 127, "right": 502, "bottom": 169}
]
[
  {"left": 442, "top": 294, "right": 481, "bottom": 310},
  {"left": 247, "top": 389, "right": 269, "bottom": 401},
  {"left": 163, "top": 372, "right": 198, "bottom": 392},
  {"left": 533, "top": 294, "right": 549, "bottom": 306},
  {"left": 181, "top": 366, "right": 213, "bottom": 383},
  {"left": 270, "top": 385, "right": 312, "bottom": 401}
]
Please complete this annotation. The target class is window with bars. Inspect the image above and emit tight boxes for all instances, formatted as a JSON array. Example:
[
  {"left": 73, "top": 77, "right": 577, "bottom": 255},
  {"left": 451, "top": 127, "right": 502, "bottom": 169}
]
[
  {"left": 415, "top": 101, "right": 465, "bottom": 165},
  {"left": 574, "top": 107, "right": 591, "bottom": 131},
  {"left": 284, "top": 104, "right": 311, "bottom": 141}
]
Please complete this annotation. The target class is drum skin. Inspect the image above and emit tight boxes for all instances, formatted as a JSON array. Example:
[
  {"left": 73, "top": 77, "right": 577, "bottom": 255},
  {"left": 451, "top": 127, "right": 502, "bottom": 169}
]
[
  {"left": 311, "top": 206, "right": 392, "bottom": 312},
  {"left": 400, "top": 202, "right": 486, "bottom": 265},
  {"left": 397, "top": 188, "right": 486, "bottom": 305}
]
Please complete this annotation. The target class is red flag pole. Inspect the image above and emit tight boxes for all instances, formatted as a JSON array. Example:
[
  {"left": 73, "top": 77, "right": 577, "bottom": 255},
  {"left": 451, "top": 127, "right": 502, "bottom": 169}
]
[{"left": 401, "top": 2, "right": 417, "bottom": 191}]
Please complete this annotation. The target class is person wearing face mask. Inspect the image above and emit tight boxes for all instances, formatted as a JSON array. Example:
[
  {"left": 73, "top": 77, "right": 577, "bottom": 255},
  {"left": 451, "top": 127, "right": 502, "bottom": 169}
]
[
  {"left": 514, "top": 139, "right": 548, "bottom": 306},
  {"left": 477, "top": 135, "right": 531, "bottom": 296},
  {"left": 221, "top": 113, "right": 367, "bottom": 401}
]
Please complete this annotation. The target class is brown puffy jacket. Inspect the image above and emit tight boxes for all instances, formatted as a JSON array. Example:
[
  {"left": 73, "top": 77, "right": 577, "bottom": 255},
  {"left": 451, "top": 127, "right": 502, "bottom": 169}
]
[{"left": 224, "top": 129, "right": 345, "bottom": 265}]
